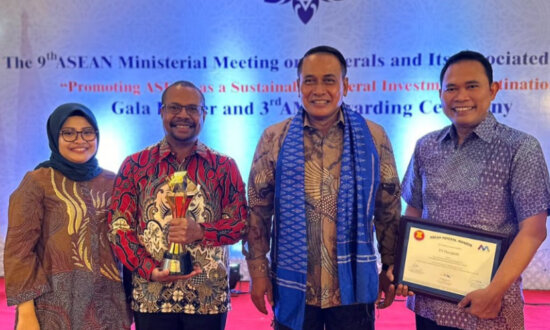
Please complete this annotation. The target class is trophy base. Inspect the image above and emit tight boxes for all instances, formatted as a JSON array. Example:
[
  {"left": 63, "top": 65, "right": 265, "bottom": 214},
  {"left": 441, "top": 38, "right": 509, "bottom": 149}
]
[{"left": 162, "top": 252, "right": 193, "bottom": 275}]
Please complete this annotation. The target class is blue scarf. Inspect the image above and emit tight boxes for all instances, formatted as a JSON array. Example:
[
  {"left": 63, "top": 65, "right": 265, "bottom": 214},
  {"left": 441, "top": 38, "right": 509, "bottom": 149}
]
[
  {"left": 273, "top": 105, "right": 380, "bottom": 330},
  {"left": 36, "top": 103, "right": 102, "bottom": 181}
]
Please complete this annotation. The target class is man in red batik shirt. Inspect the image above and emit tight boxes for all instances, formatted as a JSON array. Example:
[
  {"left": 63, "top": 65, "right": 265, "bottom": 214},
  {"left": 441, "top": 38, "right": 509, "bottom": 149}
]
[{"left": 108, "top": 81, "right": 248, "bottom": 330}]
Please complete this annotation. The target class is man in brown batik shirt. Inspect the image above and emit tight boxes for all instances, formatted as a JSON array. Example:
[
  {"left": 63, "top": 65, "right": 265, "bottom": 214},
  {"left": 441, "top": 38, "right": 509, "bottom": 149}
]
[{"left": 244, "top": 46, "right": 402, "bottom": 330}]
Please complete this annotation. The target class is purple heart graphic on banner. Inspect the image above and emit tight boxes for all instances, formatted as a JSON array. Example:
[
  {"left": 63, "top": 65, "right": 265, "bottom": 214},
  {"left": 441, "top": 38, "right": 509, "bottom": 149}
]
[{"left": 293, "top": 0, "right": 318, "bottom": 24}]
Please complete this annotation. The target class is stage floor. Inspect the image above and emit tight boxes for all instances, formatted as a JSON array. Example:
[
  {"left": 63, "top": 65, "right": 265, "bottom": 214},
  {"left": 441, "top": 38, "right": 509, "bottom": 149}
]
[
  {"left": 227, "top": 282, "right": 550, "bottom": 330},
  {"left": 1, "top": 279, "right": 549, "bottom": 329}
]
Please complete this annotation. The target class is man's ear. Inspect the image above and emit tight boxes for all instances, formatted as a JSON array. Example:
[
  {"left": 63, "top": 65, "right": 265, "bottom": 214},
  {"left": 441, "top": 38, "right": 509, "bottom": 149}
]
[
  {"left": 489, "top": 81, "right": 500, "bottom": 100},
  {"left": 343, "top": 77, "right": 349, "bottom": 97}
]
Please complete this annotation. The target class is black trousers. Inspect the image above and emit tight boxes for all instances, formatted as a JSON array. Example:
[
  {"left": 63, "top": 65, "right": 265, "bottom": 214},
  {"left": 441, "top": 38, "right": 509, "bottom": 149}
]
[
  {"left": 134, "top": 311, "right": 227, "bottom": 330},
  {"left": 415, "top": 314, "right": 461, "bottom": 330},
  {"left": 275, "top": 303, "right": 375, "bottom": 330}
]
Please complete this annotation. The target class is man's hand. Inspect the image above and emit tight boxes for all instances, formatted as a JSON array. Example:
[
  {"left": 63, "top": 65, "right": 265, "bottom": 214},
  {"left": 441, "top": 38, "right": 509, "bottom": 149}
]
[
  {"left": 16, "top": 300, "right": 40, "bottom": 330},
  {"left": 395, "top": 206, "right": 419, "bottom": 298},
  {"left": 168, "top": 217, "right": 204, "bottom": 244},
  {"left": 376, "top": 265, "right": 396, "bottom": 309},
  {"left": 151, "top": 264, "right": 202, "bottom": 283},
  {"left": 458, "top": 287, "right": 504, "bottom": 319},
  {"left": 395, "top": 283, "right": 415, "bottom": 297},
  {"left": 250, "top": 277, "right": 274, "bottom": 314},
  {"left": 457, "top": 212, "right": 547, "bottom": 319}
]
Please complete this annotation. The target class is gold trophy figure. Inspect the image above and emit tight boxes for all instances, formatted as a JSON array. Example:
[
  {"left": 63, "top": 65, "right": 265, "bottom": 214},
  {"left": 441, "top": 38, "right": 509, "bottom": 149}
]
[{"left": 162, "top": 171, "right": 193, "bottom": 275}]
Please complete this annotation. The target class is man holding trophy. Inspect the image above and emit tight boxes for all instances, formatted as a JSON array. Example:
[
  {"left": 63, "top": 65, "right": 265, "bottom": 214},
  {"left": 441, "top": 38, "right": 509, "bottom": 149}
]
[
  {"left": 161, "top": 170, "right": 195, "bottom": 276},
  {"left": 109, "top": 81, "right": 248, "bottom": 330}
]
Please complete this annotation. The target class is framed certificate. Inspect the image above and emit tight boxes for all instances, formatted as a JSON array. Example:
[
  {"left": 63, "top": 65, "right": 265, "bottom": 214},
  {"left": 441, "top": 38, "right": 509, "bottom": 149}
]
[{"left": 394, "top": 216, "right": 510, "bottom": 303}]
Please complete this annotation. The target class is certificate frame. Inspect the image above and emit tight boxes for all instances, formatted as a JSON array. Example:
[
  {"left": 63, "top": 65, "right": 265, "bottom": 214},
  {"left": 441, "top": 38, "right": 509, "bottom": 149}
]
[{"left": 394, "top": 216, "right": 510, "bottom": 303}]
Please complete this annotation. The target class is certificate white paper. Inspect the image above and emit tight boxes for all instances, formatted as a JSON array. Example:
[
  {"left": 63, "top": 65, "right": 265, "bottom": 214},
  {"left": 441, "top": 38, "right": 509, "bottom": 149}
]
[{"left": 402, "top": 226, "right": 498, "bottom": 296}]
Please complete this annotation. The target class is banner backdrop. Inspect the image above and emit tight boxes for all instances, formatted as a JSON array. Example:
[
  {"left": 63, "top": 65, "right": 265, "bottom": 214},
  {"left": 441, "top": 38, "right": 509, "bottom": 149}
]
[{"left": 1, "top": 1, "right": 549, "bottom": 287}]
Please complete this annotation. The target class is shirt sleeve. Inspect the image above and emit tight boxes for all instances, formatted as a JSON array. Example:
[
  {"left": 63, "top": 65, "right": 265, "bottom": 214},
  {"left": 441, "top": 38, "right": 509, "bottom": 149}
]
[
  {"left": 369, "top": 124, "right": 402, "bottom": 267},
  {"left": 510, "top": 136, "right": 550, "bottom": 221},
  {"left": 242, "top": 129, "right": 277, "bottom": 278},
  {"left": 200, "top": 157, "right": 248, "bottom": 246},
  {"left": 108, "top": 156, "right": 158, "bottom": 281},
  {"left": 5, "top": 172, "right": 52, "bottom": 305},
  {"left": 401, "top": 140, "right": 424, "bottom": 211}
]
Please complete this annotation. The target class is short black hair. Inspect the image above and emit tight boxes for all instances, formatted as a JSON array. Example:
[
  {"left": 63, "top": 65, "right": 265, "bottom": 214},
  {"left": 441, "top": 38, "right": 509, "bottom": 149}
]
[
  {"left": 161, "top": 80, "right": 205, "bottom": 105},
  {"left": 297, "top": 45, "right": 347, "bottom": 77},
  {"left": 440, "top": 50, "right": 493, "bottom": 85}
]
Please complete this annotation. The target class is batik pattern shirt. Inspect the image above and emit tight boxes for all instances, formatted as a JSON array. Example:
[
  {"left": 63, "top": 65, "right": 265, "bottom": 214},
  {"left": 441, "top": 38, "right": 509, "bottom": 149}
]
[
  {"left": 5, "top": 168, "right": 131, "bottom": 330},
  {"left": 402, "top": 112, "right": 550, "bottom": 329},
  {"left": 245, "top": 110, "right": 401, "bottom": 308},
  {"left": 108, "top": 139, "right": 247, "bottom": 314}
]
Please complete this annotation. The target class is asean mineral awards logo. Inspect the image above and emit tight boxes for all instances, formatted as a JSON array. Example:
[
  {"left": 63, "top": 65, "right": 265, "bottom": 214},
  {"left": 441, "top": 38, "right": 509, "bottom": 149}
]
[
  {"left": 413, "top": 230, "right": 425, "bottom": 241},
  {"left": 265, "top": 0, "right": 342, "bottom": 24}
]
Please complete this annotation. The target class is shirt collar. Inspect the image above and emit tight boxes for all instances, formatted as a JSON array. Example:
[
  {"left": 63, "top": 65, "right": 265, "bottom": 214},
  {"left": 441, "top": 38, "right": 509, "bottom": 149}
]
[
  {"left": 472, "top": 112, "right": 498, "bottom": 143},
  {"left": 437, "top": 111, "right": 498, "bottom": 144},
  {"left": 302, "top": 106, "right": 345, "bottom": 129},
  {"left": 159, "top": 138, "right": 212, "bottom": 164}
]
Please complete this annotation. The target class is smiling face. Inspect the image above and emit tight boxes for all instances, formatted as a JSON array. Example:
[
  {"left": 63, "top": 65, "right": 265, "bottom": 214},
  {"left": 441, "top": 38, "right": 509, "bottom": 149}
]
[
  {"left": 298, "top": 53, "right": 348, "bottom": 126},
  {"left": 161, "top": 85, "right": 206, "bottom": 147},
  {"left": 440, "top": 60, "right": 499, "bottom": 140},
  {"left": 58, "top": 116, "right": 97, "bottom": 164}
]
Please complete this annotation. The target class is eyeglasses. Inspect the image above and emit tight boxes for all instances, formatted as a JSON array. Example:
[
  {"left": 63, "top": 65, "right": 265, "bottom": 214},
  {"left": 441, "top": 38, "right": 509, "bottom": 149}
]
[
  {"left": 162, "top": 103, "right": 206, "bottom": 117},
  {"left": 59, "top": 128, "right": 97, "bottom": 142}
]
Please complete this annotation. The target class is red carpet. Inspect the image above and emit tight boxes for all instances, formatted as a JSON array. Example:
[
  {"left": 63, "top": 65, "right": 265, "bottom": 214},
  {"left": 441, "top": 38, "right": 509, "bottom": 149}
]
[
  {"left": 1, "top": 279, "right": 548, "bottom": 329},
  {"left": 226, "top": 282, "right": 550, "bottom": 330}
]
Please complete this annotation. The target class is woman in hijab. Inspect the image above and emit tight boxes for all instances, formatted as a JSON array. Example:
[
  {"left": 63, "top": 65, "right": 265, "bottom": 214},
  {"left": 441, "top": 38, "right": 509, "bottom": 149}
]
[{"left": 4, "top": 103, "right": 132, "bottom": 330}]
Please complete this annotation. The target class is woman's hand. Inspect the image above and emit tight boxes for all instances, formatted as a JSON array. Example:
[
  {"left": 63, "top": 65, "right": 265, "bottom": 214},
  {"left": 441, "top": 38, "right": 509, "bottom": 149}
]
[{"left": 16, "top": 300, "right": 40, "bottom": 330}]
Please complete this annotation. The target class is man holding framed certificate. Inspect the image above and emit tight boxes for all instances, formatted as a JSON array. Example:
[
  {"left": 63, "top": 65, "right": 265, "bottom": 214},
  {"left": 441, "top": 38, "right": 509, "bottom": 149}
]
[{"left": 398, "top": 50, "right": 550, "bottom": 329}]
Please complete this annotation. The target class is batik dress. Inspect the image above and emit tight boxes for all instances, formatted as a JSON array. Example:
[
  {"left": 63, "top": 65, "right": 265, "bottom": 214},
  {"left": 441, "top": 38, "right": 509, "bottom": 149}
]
[{"left": 5, "top": 167, "right": 131, "bottom": 330}]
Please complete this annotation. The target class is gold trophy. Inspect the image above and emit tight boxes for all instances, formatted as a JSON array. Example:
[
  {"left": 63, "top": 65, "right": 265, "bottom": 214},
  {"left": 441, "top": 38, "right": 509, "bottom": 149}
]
[{"left": 162, "top": 171, "right": 193, "bottom": 275}]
